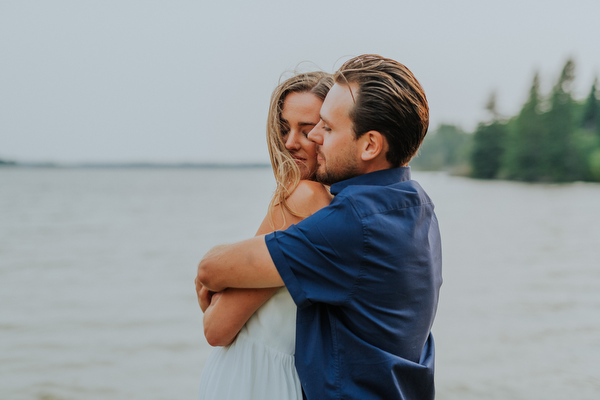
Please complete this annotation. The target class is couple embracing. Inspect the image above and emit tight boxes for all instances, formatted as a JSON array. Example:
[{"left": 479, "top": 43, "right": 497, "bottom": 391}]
[{"left": 195, "top": 54, "right": 442, "bottom": 400}]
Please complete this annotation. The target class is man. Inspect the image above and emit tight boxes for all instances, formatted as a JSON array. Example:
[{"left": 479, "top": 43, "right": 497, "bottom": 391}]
[{"left": 197, "top": 54, "right": 442, "bottom": 399}]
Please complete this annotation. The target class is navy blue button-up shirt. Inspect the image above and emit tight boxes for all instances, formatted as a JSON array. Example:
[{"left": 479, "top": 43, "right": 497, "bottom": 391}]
[{"left": 265, "top": 167, "right": 442, "bottom": 399}]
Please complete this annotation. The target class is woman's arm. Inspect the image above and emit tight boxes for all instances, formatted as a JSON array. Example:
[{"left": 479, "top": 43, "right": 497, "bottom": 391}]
[
  {"left": 201, "top": 287, "right": 280, "bottom": 346},
  {"left": 199, "top": 180, "right": 332, "bottom": 346}
]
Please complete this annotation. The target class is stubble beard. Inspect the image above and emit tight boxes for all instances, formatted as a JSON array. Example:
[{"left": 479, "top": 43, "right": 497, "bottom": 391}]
[{"left": 315, "top": 157, "right": 361, "bottom": 186}]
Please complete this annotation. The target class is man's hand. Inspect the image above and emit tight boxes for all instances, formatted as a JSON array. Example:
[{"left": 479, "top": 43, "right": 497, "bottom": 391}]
[{"left": 196, "top": 238, "right": 283, "bottom": 291}]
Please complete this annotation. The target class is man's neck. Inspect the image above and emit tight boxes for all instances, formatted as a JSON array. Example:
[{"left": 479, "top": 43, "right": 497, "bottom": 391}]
[{"left": 361, "top": 158, "right": 394, "bottom": 175}]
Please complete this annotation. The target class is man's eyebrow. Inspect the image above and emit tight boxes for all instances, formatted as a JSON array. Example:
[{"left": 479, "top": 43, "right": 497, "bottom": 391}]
[{"left": 319, "top": 114, "right": 331, "bottom": 126}]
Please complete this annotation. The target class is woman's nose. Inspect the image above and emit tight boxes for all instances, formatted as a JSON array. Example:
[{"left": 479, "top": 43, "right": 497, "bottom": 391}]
[{"left": 285, "top": 131, "right": 301, "bottom": 150}]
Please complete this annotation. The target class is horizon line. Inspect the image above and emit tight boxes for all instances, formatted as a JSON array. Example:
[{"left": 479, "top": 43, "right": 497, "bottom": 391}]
[{"left": 0, "top": 160, "right": 271, "bottom": 169}]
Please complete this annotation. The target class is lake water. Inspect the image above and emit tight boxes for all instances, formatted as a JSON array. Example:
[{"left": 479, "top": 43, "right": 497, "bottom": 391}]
[{"left": 1, "top": 167, "right": 599, "bottom": 400}]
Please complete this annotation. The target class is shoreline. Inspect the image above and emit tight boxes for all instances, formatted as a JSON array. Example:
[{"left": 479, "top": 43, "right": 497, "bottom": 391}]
[{"left": 0, "top": 161, "right": 271, "bottom": 169}]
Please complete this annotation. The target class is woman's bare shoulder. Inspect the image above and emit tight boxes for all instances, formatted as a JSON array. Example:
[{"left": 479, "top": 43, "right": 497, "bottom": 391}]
[
  {"left": 256, "top": 180, "right": 332, "bottom": 235},
  {"left": 287, "top": 180, "right": 332, "bottom": 215}
]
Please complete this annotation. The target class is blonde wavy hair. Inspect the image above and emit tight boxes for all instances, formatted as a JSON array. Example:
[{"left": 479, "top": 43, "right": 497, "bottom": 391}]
[{"left": 266, "top": 71, "right": 333, "bottom": 224}]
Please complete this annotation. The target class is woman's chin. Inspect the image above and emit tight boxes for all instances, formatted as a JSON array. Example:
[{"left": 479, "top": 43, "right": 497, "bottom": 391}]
[{"left": 300, "top": 168, "right": 317, "bottom": 181}]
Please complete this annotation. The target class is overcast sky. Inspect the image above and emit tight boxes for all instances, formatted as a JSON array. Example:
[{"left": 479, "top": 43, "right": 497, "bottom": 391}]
[{"left": 1, "top": 0, "right": 599, "bottom": 164}]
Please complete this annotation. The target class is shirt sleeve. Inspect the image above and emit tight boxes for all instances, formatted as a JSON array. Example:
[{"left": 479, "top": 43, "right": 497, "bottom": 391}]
[{"left": 264, "top": 197, "right": 364, "bottom": 309}]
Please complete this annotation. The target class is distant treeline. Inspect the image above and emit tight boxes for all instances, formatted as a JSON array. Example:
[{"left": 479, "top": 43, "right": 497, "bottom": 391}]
[
  {"left": 413, "top": 59, "right": 600, "bottom": 182},
  {"left": 0, "top": 160, "right": 270, "bottom": 169},
  {"left": 0, "top": 159, "right": 17, "bottom": 166}
]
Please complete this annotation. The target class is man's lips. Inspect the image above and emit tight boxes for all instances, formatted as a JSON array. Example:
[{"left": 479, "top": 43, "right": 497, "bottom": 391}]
[{"left": 315, "top": 147, "right": 324, "bottom": 162}]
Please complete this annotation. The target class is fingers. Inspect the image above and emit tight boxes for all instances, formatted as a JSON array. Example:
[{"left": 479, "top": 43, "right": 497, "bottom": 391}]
[
  {"left": 194, "top": 275, "right": 202, "bottom": 294},
  {"left": 196, "top": 274, "right": 214, "bottom": 313},
  {"left": 198, "top": 285, "right": 213, "bottom": 313}
]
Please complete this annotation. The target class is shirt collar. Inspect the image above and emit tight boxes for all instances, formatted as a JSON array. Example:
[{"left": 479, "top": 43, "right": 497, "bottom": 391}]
[{"left": 329, "top": 167, "right": 412, "bottom": 196}]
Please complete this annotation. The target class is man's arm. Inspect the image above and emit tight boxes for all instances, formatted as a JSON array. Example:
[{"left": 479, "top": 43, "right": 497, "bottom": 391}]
[
  {"left": 195, "top": 204, "right": 293, "bottom": 346},
  {"left": 196, "top": 236, "right": 284, "bottom": 292},
  {"left": 195, "top": 211, "right": 286, "bottom": 346},
  {"left": 195, "top": 180, "right": 332, "bottom": 346},
  {"left": 197, "top": 180, "right": 331, "bottom": 293}
]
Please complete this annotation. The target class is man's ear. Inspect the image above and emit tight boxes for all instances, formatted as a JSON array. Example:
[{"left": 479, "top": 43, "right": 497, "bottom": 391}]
[{"left": 359, "top": 130, "right": 386, "bottom": 161}]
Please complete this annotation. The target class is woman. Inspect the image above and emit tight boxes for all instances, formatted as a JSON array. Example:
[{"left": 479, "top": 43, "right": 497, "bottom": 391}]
[{"left": 197, "top": 71, "right": 334, "bottom": 399}]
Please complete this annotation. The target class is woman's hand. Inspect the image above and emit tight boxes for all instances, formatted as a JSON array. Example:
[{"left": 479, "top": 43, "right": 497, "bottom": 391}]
[{"left": 196, "top": 281, "right": 222, "bottom": 313}]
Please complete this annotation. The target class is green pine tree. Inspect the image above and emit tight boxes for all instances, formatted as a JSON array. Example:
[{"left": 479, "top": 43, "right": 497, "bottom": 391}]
[
  {"left": 544, "top": 59, "right": 578, "bottom": 181},
  {"left": 501, "top": 73, "right": 547, "bottom": 181},
  {"left": 470, "top": 92, "right": 507, "bottom": 179},
  {"left": 470, "top": 122, "right": 507, "bottom": 179},
  {"left": 574, "top": 78, "right": 600, "bottom": 181},
  {"left": 581, "top": 78, "right": 599, "bottom": 133}
]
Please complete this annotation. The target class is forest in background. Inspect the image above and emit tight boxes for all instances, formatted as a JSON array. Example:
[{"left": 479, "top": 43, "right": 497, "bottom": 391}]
[
  {"left": 412, "top": 59, "right": 600, "bottom": 182},
  {"left": 4, "top": 59, "right": 600, "bottom": 182}
]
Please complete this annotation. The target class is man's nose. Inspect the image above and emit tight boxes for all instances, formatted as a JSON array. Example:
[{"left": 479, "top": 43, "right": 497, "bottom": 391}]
[
  {"left": 285, "top": 131, "right": 301, "bottom": 150},
  {"left": 307, "top": 123, "right": 323, "bottom": 145}
]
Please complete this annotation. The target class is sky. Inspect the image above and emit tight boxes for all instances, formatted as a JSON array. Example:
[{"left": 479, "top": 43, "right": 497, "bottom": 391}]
[{"left": 1, "top": 0, "right": 599, "bottom": 164}]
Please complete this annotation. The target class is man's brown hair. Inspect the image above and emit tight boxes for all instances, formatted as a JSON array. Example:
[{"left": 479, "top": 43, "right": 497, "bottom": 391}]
[{"left": 335, "top": 54, "right": 429, "bottom": 167}]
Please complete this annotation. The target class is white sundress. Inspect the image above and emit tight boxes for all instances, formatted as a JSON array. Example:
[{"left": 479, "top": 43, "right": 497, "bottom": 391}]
[{"left": 198, "top": 287, "right": 302, "bottom": 400}]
